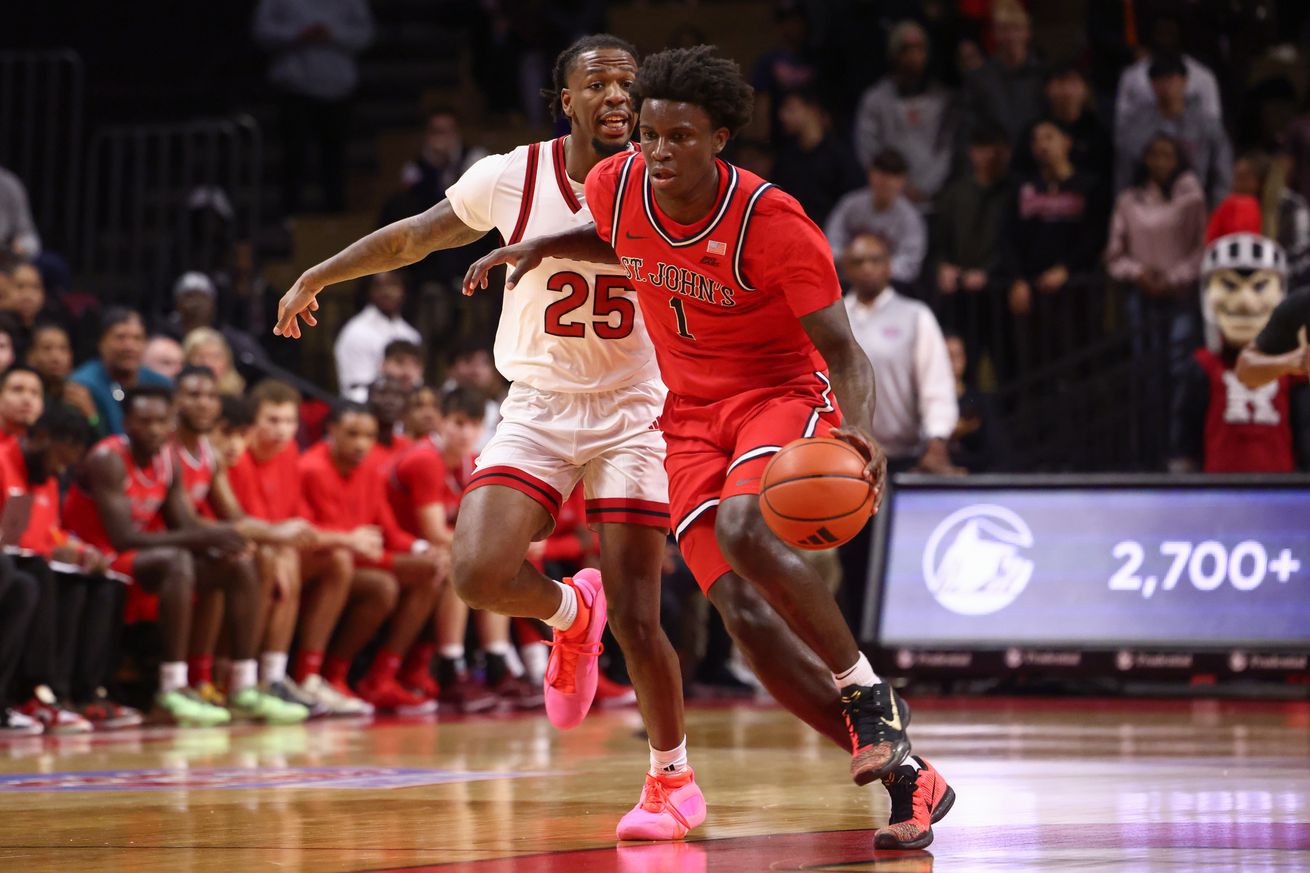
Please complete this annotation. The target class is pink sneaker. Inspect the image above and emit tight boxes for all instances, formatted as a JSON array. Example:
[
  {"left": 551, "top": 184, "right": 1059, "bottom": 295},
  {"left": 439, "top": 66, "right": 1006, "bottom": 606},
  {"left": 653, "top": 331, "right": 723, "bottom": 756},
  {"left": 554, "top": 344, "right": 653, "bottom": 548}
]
[
  {"left": 544, "top": 569, "right": 606, "bottom": 730},
  {"left": 616, "top": 769, "right": 707, "bottom": 841}
]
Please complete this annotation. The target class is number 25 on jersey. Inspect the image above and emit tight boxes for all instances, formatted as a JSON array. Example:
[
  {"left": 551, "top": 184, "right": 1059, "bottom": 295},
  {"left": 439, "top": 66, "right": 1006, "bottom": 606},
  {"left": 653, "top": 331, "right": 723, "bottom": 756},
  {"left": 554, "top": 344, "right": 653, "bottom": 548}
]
[{"left": 544, "top": 272, "right": 636, "bottom": 340}]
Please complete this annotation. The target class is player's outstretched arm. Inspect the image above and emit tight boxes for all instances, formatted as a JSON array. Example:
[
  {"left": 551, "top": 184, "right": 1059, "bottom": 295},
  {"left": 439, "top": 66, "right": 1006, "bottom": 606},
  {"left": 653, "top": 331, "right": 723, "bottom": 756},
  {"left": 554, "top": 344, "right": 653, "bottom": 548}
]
[
  {"left": 800, "top": 301, "right": 888, "bottom": 498},
  {"left": 274, "top": 201, "right": 487, "bottom": 339},
  {"left": 463, "top": 223, "right": 618, "bottom": 295}
]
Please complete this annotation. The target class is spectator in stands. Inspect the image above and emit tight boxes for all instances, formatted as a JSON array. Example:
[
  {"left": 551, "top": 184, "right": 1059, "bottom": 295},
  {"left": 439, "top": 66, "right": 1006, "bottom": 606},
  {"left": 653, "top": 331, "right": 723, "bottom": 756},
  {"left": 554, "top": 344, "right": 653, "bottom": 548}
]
[
  {"left": 961, "top": 1, "right": 1044, "bottom": 145},
  {"left": 380, "top": 108, "right": 488, "bottom": 227},
  {"left": 165, "top": 271, "right": 268, "bottom": 372},
  {"left": 142, "top": 335, "right": 185, "bottom": 382},
  {"left": 226, "top": 379, "right": 373, "bottom": 716},
  {"left": 366, "top": 375, "right": 413, "bottom": 468},
  {"left": 1230, "top": 151, "right": 1310, "bottom": 293},
  {"left": 825, "top": 149, "right": 927, "bottom": 285},
  {"left": 402, "top": 385, "right": 441, "bottom": 441},
  {"left": 1002, "top": 118, "right": 1106, "bottom": 369},
  {"left": 1114, "top": 15, "right": 1223, "bottom": 137},
  {"left": 1014, "top": 64, "right": 1112, "bottom": 183},
  {"left": 183, "top": 328, "right": 245, "bottom": 397},
  {"left": 771, "top": 89, "right": 863, "bottom": 227},
  {"left": 298, "top": 402, "right": 442, "bottom": 713},
  {"left": 170, "top": 366, "right": 313, "bottom": 723},
  {"left": 0, "top": 164, "right": 40, "bottom": 256},
  {"left": 0, "top": 363, "right": 43, "bottom": 443},
  {"left": 0, "top": 258, "right": 54, "bottom": 357},
  {"left": 749, "top": 0, "right": 820, "bottom": 145},
  {"left": 443, "top": 343, "right": 503, "bottom": 447},
  {"left": 854, "top": 20, "right": 957, "bottom": 210},
  {"left": 843, "top": 232, "right": 961, "bottom": 474},
  {"left": 945, "top": 331, "right": 1003, "bottom": 472},
  {"left": 1115, "top": 54, "right": 1232, "bottom": 206},
  {"left": 932, "top": 122, "right": 1011, "bottom": 372},
  {"left": 61, "top": 385, "right": 261, "bottom": 727},
  {"left": 3, "top": 404, "right": 142, "bottom": 731},
  {"left": 335, "top": 271, "right": 421, "bottom": 402},
  {"left": 380, "top": 339, "right": 424, "bottom": 391},
  {"left": 26, "top": 324, "right": 97, "bottom": 423},
  {"left": 70, "top": 309, "right": 172, "bottom": 436},
  {"left": 252, "top": 0, "right": 374, "bottom": 214},
  {"left": 1106, "top": 134, "right": 1209, "bottom": 377},
  {"left": 0, "top": 315, "right": 17, "bottom": 374}
]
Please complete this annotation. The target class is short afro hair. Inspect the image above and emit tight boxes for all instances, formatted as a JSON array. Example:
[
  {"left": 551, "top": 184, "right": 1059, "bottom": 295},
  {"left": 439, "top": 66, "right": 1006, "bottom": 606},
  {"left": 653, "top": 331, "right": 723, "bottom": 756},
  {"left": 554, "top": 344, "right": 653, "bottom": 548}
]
[
  {"left": 543, "top": 34, "right": 639, "bottom": 122},
  {"left": 632, "top": 45, "right": 754, "bottom": 136}
]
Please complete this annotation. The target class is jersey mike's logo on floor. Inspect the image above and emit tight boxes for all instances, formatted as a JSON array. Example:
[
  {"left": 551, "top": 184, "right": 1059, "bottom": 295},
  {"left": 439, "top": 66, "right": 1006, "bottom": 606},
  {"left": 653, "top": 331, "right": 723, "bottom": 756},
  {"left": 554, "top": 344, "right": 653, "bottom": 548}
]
[{"left": 922, "top": 504, "right": 1034, "bottom": 615}]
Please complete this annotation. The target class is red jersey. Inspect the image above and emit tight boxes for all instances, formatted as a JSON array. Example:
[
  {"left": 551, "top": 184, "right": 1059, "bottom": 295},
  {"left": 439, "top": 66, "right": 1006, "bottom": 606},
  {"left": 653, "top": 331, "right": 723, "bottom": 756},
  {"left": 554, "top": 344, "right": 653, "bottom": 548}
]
[
  {"left": 386, "top": 438, "right": 474, "bottom": 538},
  {"left": 172, "top": 437, "right": 217, "bottom": 519},
  {"left": 368, "top": 434, "right": 413, "bottom": 472},
  {"left": 229, "top": 443, "right": 302, "bottom": 522},
  {"left": 63, "top": 435, "right": 173, "bottom": 551},
  {"left": 299, "top": 441, "right": 415, "bottom": 552},
  {"left": 0, "top": 438, "right": 63, "bottom": 556},
  {"left": 1196, "top": 348, "right": 1298, "bottom": 473},
  {"left": 585, "top": 151, "right": 840, "bottom": 402}
]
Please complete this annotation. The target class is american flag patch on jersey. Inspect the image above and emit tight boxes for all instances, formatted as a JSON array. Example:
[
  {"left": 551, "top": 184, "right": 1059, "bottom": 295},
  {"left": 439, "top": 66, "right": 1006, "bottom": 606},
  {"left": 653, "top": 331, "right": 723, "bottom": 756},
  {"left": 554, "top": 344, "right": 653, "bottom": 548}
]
[{"left": 706, "top": 240, "right": 727, "bottom": 255}]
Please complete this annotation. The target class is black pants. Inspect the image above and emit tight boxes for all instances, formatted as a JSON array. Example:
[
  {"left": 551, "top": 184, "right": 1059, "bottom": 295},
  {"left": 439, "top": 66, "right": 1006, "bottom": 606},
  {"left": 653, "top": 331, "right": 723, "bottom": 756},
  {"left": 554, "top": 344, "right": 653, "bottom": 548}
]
[
  {"left": 279, "top": 93, "right": 350, "bottom": 214},
  {"left": 17, "top": 556, "right": 123, "bottom": 704},
  {"left": 0, "top": 555, "right": 38, "bottom": 710}
]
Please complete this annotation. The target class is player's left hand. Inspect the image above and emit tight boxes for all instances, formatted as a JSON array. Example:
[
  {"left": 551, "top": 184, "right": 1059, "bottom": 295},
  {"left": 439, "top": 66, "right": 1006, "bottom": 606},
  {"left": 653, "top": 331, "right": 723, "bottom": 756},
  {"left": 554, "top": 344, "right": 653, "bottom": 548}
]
[
  {"left": 463, "top": 241, "right": 544, "bottom": 295},
  {"left": 274, "top": 273, "right": 322, "bottom": 339},
  {"left": 829, "top": 426, "right": 888, "bottom": 512}
]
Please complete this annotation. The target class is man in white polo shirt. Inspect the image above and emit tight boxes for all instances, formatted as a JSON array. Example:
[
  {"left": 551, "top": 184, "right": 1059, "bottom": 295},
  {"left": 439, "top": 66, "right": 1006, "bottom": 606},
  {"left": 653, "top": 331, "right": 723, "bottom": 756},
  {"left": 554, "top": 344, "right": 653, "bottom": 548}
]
[{"left": 841, "top": 231, "right": 960, "bottom": 474}]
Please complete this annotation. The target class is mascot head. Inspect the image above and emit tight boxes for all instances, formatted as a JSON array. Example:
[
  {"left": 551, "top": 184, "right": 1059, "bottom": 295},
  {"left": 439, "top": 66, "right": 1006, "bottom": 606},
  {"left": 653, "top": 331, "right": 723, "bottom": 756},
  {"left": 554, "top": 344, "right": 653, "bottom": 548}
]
[{"left": 1201, "top": 232, "right": 1287, "bottom": 350}]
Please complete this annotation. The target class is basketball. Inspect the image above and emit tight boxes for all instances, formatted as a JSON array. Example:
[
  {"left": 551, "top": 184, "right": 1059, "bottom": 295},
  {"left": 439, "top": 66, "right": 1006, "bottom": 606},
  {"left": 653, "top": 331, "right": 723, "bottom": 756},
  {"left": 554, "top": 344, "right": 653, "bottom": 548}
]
[{"left": 759, "top": 437, "right": 876, "bottom": 550}]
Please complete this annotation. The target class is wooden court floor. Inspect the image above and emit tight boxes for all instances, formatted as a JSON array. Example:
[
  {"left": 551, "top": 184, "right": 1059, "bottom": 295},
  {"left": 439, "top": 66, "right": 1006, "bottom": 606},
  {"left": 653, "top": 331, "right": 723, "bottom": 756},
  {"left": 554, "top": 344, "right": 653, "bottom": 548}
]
[{"left": 0, "top": 696, "right": 1306, "bottom": 872}]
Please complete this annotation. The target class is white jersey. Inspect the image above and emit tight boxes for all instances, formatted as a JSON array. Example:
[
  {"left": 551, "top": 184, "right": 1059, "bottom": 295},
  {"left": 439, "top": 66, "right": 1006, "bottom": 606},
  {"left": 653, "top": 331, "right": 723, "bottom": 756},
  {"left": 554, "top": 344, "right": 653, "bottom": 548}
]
[{"left": 446, "top": 137, "right": 660, "bottom": 393}]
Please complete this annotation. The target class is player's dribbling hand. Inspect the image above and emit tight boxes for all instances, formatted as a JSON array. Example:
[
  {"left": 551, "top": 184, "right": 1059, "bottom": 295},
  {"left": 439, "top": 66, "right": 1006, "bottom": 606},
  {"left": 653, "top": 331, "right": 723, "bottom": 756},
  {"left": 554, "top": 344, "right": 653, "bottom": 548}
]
[
  {"left": 273, "top": 274, "right": 322, "bottom": 339},
  {"left": 829, "top": 426, "right": 888, "bottom": 512},
  {"left": 463, "top": 241, "right": 544, "bottom": 295}
]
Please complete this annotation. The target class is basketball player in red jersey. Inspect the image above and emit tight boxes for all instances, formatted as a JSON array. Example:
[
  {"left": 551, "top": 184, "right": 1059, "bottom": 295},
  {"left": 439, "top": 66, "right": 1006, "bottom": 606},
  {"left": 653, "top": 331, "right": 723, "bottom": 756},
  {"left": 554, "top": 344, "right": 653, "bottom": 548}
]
[
  {"left": 62, "top": 385, "right": 267, "bottom": 728},
  {"left": 171, "top": 366, "right": 314, "bottom": 723},
  {"left": 466, "top": 46, "right": 955, "bottom": 849}
]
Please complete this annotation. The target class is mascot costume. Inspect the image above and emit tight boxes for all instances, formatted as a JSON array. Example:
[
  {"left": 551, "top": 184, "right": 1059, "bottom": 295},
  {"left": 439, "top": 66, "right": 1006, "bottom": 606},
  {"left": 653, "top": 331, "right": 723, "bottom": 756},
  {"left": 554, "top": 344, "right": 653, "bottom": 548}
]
[{"left": 1170, "top": 232, "right": 1309, "bottom": 472}]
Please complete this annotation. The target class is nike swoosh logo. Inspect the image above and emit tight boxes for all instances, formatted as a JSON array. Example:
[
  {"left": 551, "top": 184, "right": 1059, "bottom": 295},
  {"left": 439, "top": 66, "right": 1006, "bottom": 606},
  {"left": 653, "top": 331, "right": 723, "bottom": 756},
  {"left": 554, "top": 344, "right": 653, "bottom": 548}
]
[
  {"left": 881, "top": 706, "right": 903, "bottom": 731},
  {"left": 624, "top": 231, "right": 647, "bottom": 240},
  {"left": 734, "top": 477, "right": 760, "bottom": 487}
]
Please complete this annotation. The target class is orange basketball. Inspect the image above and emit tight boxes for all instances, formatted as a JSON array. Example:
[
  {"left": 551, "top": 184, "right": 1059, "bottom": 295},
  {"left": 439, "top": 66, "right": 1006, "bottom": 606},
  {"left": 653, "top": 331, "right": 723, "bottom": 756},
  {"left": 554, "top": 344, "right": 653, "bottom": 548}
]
[{"left": 759, "top": 437, "right": 876, "bottom": 550}]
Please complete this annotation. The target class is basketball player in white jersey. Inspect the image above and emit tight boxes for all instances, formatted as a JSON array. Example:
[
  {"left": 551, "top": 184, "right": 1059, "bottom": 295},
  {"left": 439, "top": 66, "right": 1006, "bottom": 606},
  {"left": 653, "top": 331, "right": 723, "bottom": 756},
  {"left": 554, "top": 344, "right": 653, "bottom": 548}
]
[{"left": 275, "top": 36, "right": 868, "bottom": 842}]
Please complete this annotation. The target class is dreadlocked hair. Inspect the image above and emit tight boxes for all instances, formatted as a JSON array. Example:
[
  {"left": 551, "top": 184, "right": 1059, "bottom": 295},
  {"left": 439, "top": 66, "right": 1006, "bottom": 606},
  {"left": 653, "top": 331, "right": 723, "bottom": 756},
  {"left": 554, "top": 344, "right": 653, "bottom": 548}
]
[
  {"left": 631, "top": 45, "right": 754, "bottom": 136},
  {"left": 542, "top": 33, "right": 639, "bottom": 121}
]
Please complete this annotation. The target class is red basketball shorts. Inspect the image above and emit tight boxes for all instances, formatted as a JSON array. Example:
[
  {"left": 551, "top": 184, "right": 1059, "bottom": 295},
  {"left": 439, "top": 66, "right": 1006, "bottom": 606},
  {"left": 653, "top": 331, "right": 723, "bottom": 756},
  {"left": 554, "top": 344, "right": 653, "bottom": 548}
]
[{"left": 663, "top": 371, "right": 840, "bottom": 593}]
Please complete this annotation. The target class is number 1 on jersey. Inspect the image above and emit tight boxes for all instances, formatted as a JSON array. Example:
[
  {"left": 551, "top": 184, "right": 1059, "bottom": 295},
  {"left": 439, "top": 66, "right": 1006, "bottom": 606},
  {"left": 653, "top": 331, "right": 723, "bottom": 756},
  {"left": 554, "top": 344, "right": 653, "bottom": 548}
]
[{"left": 669, "top": 297, "right": 695, "bottom": 340}]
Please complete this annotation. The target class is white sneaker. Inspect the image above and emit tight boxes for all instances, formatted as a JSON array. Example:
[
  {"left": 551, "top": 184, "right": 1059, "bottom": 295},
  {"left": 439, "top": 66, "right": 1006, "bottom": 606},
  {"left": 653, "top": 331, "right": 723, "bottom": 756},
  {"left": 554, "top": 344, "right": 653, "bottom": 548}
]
[
  {"left": 0, "top": 708, "right": 42, "bottom": 737},
  {"left": 299, "top": 674, "right": 374, "bottom": 717}
]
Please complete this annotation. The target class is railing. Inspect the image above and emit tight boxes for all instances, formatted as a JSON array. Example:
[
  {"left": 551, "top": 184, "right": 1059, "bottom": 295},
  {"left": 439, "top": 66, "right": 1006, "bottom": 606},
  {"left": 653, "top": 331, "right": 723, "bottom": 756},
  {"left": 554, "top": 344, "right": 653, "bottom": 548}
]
[
  {"left": 80, "top": 115, "right": 262, "bottom": 317},
  {"left": 0, "top": 50, "right": 84, "bottom": 254},
  {"left": 934, "top": 276, "right": 1180, "bottom": 472}
]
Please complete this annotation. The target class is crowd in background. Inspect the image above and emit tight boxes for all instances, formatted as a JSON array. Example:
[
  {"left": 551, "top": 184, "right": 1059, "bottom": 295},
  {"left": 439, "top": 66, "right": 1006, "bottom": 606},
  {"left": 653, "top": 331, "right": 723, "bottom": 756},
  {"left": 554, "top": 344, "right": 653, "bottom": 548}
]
[{"left": 2, "top": 0, "right": 1310, "bottom": 736}]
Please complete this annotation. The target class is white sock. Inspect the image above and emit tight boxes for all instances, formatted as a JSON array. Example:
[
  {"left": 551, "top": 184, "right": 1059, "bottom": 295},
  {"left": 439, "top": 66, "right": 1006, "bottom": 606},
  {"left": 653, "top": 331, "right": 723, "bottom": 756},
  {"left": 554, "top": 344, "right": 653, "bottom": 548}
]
[
  {"left": 484, "top": 640, "right": 525, "bottom": 676},
  {"left": 544, "top": 580, "right": 578, "bottom": 631},
  {"left": 439, "top": 644, "right": 465, "bottom": 661},
  {"left": 832, "top": 652, "right": 880, "bottom": 690},
  {"left": 230, "top": 659, "right": 258, "bottom": 694},
  {"left": 521, "top": 642, "right": 548, "bottom": 683},
  {"left": 261, "top": 651, "right": 288, "bottom": 684},
  {"left": 650, "top": 736, "right": 690, "bottom": 775},
  {"left": 160, "top": 661, "right": 188, "bottom": 694}
]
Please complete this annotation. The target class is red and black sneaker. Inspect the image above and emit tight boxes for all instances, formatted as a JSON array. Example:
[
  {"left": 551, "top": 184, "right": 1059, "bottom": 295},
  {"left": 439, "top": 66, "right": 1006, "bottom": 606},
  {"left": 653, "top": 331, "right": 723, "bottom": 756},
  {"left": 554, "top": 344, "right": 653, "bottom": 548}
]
[
  {"left": 841, "top": 682, "right": 912, "bottom": 785},
  {"left": 875, "top": 756, "right": 955, "bottom": 850}
]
